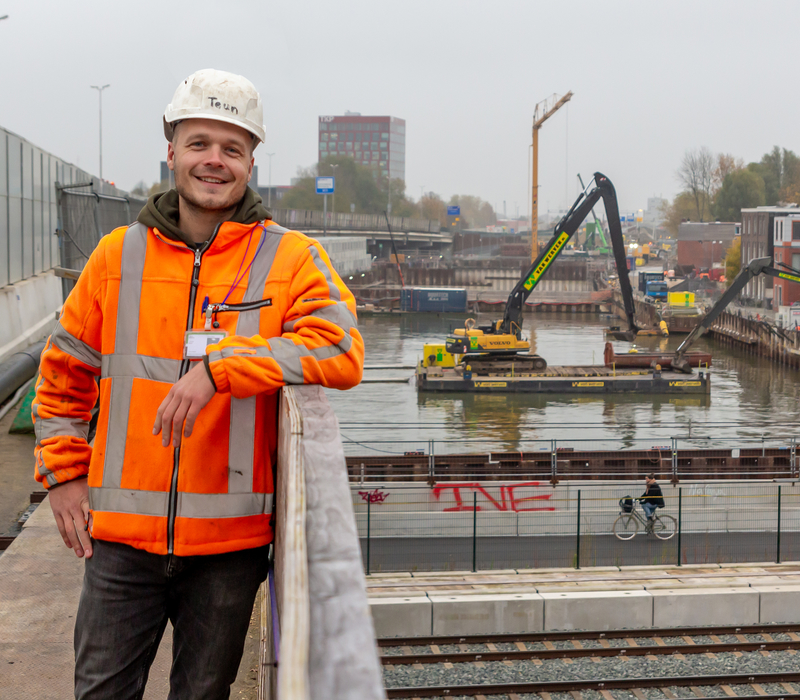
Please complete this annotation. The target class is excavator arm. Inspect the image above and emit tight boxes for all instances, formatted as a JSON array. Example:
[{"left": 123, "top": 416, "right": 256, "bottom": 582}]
[
  {"left": 673, "top": 257, "right": 800, "bottom": 373},
  {"left": 501, "top": 172, "right": 638, "bottom": 340}
]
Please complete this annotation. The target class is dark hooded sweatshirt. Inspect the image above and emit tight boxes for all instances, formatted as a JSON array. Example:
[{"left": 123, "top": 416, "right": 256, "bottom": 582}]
[
  {"left": 137, "top": 186, "right": 272, "bottom": 247},
  {"left": 136, "top": 186, "right": 273, "bottom": 386}
]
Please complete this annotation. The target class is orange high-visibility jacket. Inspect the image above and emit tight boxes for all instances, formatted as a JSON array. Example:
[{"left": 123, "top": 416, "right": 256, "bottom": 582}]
[{"left": 33, "top": 220, "right": 364, "bottom": 556}]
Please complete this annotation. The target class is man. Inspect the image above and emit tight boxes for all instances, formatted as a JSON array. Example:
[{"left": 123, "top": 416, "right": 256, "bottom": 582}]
[
  {"left": 640, "top": 473, "right": 665, "bottom": 528},
  {"left": 32, "top": 69, "right": 364, "bottom": 699}
]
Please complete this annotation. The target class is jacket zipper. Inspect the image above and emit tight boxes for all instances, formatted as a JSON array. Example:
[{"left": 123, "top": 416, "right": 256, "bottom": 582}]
[
  {"left": 166, "top": 225, "right": 220, "bottom": 555},
  {"left": 211, "top": 298, "right": 273, "bottom": 314}
]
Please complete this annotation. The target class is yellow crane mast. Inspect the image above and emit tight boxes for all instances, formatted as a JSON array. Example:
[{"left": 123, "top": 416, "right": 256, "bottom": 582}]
[{"left": 531, "top": 91, "right": 573, "bottom": 262}]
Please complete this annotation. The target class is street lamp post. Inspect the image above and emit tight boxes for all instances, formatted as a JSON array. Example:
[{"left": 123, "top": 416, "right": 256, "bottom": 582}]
[
  {"left": 90, "top": 84, "right": 110, "bottom": 181},
  {"left": 265, "top": 152, "right": 275, "bottom": 208},
  {"left": 330, "top": 164, "right": 339, "bottom": 214}
]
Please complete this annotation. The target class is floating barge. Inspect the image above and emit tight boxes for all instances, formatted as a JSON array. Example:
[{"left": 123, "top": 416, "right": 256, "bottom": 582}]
[{"left": 416, "top": 364, "right": 710, "bottom": 394}]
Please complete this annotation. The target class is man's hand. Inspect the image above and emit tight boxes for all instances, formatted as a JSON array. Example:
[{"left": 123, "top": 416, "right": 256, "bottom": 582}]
[
  {"left": 153, "top": 361, "right": 216, "bottom": 448},
  {"left": 48, "top": 478, "right": 92, "bottom": 558}
]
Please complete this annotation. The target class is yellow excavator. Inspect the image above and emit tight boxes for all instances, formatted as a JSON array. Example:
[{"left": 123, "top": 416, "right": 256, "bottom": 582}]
[{"left": 445, "top": 172, "right": 638, "bottom": 374}]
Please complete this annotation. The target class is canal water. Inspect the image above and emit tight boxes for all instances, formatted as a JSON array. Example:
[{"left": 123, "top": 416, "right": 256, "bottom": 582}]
[{"left": 325, "top": 312, "right": 800, "bottom": 456}]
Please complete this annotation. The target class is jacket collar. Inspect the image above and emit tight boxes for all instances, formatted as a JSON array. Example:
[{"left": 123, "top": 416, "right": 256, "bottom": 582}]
[{"left": 137, "top": 186, "right": 272, "bottom": 248}]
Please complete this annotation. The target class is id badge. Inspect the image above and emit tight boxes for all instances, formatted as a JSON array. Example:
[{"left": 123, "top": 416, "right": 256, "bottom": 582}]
[{"left": 184, "top": 330, "right": 228, "bottom": 360}]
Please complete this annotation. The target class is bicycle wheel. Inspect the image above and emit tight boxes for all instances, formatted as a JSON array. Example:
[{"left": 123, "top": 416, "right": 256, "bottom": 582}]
[
  {"left": 613, "top": 514, "right": 639, "bottom": 540},
  {"left": 652, "top": 514, "right": 677, "bottom": 540}
]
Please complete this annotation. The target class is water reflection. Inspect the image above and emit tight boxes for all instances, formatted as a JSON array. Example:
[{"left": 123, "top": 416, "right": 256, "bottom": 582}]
[{"left": 327, "top": 312, "right": 800, "bottom": 452}]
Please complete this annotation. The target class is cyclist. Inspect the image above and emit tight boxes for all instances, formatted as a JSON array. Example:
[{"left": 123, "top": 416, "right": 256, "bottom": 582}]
[{"left": 639, "top": 473, "right": 665, "bottom": 531}]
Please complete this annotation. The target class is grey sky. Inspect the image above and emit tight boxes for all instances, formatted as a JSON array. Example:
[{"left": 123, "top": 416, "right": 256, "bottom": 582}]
[{"left": 1, "top": 0, "right": 796, "bottom": 218}]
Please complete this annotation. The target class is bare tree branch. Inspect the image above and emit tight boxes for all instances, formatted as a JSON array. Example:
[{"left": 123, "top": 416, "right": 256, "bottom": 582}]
[{"left": 677, "top": 147, "right": 715, "bottom": 221}]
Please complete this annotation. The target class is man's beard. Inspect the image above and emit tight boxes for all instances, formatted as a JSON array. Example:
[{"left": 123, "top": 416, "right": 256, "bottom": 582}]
[{"left": 174, "top": 164, "right": 245, "bottom": 213}]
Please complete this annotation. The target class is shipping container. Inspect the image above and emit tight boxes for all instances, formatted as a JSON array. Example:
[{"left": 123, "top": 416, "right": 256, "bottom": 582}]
[{"left": 400, "top": 287, "right": 468, "bottom": 312}]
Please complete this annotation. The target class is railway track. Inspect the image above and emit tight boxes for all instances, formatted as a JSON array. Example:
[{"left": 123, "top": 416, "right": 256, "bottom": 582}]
[
  {"left": 385, "top": 672, "right": 800, "bottom": 699},
  {"left": 380, "top": 623, "right": 800, "bottom": 666},
  {"left": 381, "top": 624, "right": 800, "bottom": 699}
]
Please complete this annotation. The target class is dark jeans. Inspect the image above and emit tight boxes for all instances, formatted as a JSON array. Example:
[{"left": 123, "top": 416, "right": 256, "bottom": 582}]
[{"left": 74, "top": 539, "right": 269, "bottom": 700}]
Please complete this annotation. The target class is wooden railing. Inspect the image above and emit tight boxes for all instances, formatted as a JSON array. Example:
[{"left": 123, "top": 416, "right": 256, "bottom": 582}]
[{"left": 261, "top": 385, "right": 385, "bottom": 699}]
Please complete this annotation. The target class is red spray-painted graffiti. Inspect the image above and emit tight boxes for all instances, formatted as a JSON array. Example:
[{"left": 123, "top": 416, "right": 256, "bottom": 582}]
[
  {"left": 358, "top": 489, "right": 390, "bottom": 504},
  {"left": 432, "top": 481, "right": 555, "bottom": 512}
]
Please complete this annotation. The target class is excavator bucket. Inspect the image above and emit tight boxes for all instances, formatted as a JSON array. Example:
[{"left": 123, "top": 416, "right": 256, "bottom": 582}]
[
  {"left": 606, "top": 329, "right": 637, "bottom": 342},
  {"left": 671, "top": 356, "right": 694, "bottom": 374}
]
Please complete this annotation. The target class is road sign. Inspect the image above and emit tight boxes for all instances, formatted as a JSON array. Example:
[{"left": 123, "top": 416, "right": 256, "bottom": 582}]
[
  {"left": 447, "top": 206, "right": 460, "bottom": 216},
  {"left": 316, "top": 177, "right": 334, "bottom": 194}
]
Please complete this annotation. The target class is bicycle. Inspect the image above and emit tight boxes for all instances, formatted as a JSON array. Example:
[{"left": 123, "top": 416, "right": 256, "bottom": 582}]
[{"left": 613, "top": 497, "right": 677, "bottom": 541}]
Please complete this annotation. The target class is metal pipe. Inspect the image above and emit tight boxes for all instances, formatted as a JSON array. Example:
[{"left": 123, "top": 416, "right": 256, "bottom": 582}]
[
  {"left": 472, "top": 492, "right": 477, "bottom": 573},
  {"left": 677, "top": 488, "right": 683, "bottom": 566},
  {"left": 0, "top": 341, "right": 45, "bottom": 407},
  {"left": 777, "top": 485, "right": 782, "bottom": 564},
  {"left": 366, "top": 496, "right": 371, "bottom": 575},
  {"left": 575, "top": 490, "right": 581, "bottom": 569}
]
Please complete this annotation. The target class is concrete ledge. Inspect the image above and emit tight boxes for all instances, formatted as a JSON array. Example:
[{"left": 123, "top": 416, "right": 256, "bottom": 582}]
[
  {"left": 0, "top": 271, "right": 62, "bottom": 364},
  {"left": 370, "top": 596, "right": 432, "bottom": 638},
  {"left": 541, "top": 590, "right": 652, "bottom": 630},
  {"left": 754, "top": 585, "right": 800, "bottom": 623},
  {"left": 430, "top": 593, "right": 543, "bottom": 636},
  {"left": 651, "top": 587, "right": 759, "bottom": 627}
]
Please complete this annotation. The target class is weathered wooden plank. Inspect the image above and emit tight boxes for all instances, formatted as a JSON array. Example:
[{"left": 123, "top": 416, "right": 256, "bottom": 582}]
[
  {"left": 273, "top": 387, "right": 310, "bottom": 699},
  {"left": 295, "top": 385, "right": 386, "bottom": 700}
]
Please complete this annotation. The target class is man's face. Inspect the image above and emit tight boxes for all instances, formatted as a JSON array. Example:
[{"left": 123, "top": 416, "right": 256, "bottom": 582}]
[{"left": 167, "top": 118, "right": 254, "bottom": 213}]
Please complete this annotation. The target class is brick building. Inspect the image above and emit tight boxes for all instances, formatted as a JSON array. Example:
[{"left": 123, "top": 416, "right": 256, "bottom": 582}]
[{"left": 677, "top": 222, "right": 739, "bottom": 270}]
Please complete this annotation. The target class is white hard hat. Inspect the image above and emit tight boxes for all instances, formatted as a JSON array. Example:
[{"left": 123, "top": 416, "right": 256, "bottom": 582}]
[{"left": 163, "top": 69, "right": 265, "bottom": 145}]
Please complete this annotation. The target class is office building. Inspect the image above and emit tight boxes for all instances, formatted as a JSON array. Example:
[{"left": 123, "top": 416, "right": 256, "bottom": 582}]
[{"left": 318, "top": 113, "right": 405, "bottom": 182}]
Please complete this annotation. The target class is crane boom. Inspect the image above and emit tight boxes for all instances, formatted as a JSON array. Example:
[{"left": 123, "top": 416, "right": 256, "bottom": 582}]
[
  {"left": 504, "top": 172, "right": 637, "bottom": 338},
  {"left": 531, "top": 91, "right": 573, "bottom": 262}
]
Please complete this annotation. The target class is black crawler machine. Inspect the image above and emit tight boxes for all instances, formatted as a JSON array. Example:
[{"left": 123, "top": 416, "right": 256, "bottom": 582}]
[{"left": 445, "top": 172, "right": 638, "bottom": 375}]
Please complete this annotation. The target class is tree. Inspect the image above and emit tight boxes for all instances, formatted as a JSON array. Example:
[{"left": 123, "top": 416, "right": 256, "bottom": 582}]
[
  {"left": 420, "top": 193, "right": 447, "bottom": 227},
  {"left": 714, "top": 169, "right": 766, "bottom": 222},
  {"left": 148, "top": 179, "right": 171, "bottom": 195},
  {"left": 752, "top": 146, "right": 783, "bottom": 205},
  {"left": 448, "top": 195, "right": 496, "bottom": 229},
  {"left": 780, "top": 149, "right": 800, "bottom": 205},
  {"left": 661, "top": 191, "right": 712, "bottom": 236},
  {"left": 131, "top": 180, "right": 151, "bottom": 197},
  {"left": 281, "top": 155, "right": 415, "bottom": 216},
  {"left": 677, "top": 147, "right": 715, "bottom": 221},
  {"left": 725, "top": 236, "right": 741, "bottom": 285},
  {"left": 712, "top": 153, "right": 744, "bottom": 198}
]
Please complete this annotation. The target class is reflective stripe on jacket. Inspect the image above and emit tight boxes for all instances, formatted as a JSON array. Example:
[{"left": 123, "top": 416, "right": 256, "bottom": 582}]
[{"left": 33, "top": 220, "right": 364, "bottom": 556}]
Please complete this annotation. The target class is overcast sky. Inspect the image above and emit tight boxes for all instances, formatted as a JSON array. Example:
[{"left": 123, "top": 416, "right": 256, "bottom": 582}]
[{"left": 1, "top": 0, "right": 797, "bottom": 218}]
